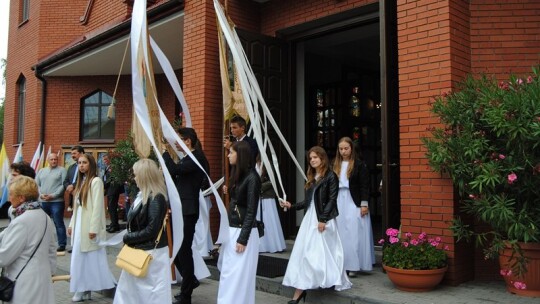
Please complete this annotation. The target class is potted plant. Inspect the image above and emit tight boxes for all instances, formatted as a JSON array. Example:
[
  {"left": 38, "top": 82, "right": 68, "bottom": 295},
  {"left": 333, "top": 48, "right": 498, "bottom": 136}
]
[
  {"left": 379, "top": 228, "right": 448, "bottom": 292},
  {"left": 423, "top": 67, "right": 540, "bottom": 297}
]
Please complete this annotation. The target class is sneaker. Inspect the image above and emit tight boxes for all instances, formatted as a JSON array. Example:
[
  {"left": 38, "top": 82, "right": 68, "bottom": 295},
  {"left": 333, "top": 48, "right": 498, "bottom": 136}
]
[
  {"left": 57, "top": 246, "right": 66, "bottom": 252},
  {"left": 347, "top": 271, "right": 357, "bottom": 277}
]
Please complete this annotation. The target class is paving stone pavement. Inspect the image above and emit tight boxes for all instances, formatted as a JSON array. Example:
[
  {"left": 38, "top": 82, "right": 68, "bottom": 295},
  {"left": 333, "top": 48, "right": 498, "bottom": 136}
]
[{"left": 3, "top": 218, "right": 540, "bottom": 303}]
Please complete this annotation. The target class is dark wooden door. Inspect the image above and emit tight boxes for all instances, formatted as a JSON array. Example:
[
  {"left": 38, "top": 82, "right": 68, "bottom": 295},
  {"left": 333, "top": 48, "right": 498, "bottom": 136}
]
[
  {"left": 380, "top": 0, "right": 401, "bottom": 232},
  {"left": 236, "top": 29, "right": 295, "bottom": 237}
]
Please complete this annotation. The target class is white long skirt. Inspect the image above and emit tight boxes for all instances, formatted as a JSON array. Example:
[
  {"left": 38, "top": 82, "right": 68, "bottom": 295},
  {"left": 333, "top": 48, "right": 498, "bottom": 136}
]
[
  {"left": 282, "top": 200, "right": 351, "bottom": 291},
  {"left": 194, "top": 195, "right": 213, "bottom": 257},
  {"left": 70, "top": 207, "right": 117, "bottom": 292},
  {"left": 113, "top": 246, "right": 172, "bottom": 304},
  {"left": 217, "top": 227, "right": 259, "bottom": 304},
  {"left": 335, "top": 188, "right": 375, "bottom": 272},
  {"left": 257, "top": 198, "right": 286, "bottom": 253}
]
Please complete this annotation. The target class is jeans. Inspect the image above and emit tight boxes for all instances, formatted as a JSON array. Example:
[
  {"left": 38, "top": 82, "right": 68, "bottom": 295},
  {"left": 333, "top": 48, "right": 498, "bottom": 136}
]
[{"left": 41, "top": 201, "right": 67, "bottom": 247}]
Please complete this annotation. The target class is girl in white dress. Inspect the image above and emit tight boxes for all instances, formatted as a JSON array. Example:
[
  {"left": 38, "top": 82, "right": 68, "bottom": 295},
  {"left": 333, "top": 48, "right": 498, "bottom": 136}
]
[
  {"left": 256, "top": 159, "right": 286, "bottom": 253},
  {"left": 333, "top": 137, "right": 374, "bottom": 275},
  {"left": 113, "top": 158, "right": 171, "bottom": 304},
  {"left": 217, "top": 141, "right": 261, "bottom": 304},
  {"left": 280, "top": 146, "right": 351, "bottom": 303},
  {"left": 68, "top": 154, "right": 116, "bottom": 302}
]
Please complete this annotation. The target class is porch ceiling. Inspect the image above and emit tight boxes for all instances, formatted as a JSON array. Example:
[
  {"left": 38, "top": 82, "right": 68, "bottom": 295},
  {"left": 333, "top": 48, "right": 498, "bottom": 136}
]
[{"left": 43, "top": 12, "right": 184, "bottom": 76}]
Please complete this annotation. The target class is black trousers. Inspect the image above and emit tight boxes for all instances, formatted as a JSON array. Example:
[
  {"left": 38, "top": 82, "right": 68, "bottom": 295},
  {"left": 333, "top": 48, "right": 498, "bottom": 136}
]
[
  {"left": 174, "top": 214, "right": 198, "bottom": 297},
  {"left": 107, "top": 192, "right": 120, "bottom": 226}
]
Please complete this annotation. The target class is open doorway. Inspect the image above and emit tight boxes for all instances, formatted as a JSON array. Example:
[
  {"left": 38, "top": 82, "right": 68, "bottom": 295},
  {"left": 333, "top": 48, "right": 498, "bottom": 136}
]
[{"left": 301, "top": 21, "right": 384, "bottom": 243}]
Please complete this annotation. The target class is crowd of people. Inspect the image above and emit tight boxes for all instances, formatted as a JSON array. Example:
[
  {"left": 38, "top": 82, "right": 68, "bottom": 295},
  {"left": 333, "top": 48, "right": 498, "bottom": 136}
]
[{"left": 0, "top": 116, "right": 375, "bottom": 304}]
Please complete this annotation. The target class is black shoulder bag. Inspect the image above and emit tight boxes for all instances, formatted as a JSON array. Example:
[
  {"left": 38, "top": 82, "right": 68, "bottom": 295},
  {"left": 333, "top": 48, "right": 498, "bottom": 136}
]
[
  {"left": 0, "top": 216, "right": 48, "bottom": 302},
  {"left": 256, "top": 198, "right": 265, "bottom": 237}
]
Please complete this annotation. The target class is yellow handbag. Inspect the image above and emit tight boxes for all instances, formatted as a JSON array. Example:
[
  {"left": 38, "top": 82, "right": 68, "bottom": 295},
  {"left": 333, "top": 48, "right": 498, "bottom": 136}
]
[{"left": 115, "top": 215, "right": 167, "bottom": 278}]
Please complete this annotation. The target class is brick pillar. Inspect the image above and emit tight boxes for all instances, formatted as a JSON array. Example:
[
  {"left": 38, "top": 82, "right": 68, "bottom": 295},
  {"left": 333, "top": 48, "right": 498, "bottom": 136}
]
[
  {"left": 183, "top": 0, "right": 224, "bottom": 239},
  {"left": 397, "top": 0, "right": 472, "bottom": 285}
]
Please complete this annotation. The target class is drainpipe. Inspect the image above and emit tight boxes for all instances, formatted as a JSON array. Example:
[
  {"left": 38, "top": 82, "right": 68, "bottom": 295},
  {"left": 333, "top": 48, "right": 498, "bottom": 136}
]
[{"left": 33, "top": 67, "right": 47, "bottom": 147}]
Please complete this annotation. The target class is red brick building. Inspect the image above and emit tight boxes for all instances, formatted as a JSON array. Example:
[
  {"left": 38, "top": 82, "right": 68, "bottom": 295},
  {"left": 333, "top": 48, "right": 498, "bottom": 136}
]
[{"left": 4, "top": 0, "right": 540, "bottom": 284}]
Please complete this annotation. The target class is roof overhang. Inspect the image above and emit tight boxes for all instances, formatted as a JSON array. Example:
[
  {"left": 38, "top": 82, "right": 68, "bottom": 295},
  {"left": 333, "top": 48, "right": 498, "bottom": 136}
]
[{"left": 38, "top": 10, "right": 184, "bottom": 76}]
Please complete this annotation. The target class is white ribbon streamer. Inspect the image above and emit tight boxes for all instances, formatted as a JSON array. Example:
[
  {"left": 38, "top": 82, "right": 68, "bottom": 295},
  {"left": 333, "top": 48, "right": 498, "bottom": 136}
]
[{"left": 215, "top": 0, "right": 307, "bottom": 206}]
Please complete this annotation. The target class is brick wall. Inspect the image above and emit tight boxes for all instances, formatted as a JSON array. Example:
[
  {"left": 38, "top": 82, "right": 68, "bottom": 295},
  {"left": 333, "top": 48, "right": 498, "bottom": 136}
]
[
  {"left": 5, "top": 0, "right": 42, "bottom": 159},
  {"left": 470, "top": 0, "right": 540, "bottom": 78},
  {"left": 183, "top": 0, "right": 228, "bottom": 238}
]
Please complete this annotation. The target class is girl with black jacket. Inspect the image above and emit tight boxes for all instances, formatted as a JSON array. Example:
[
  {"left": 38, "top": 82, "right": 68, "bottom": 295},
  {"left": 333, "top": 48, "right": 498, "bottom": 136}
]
[
  {"left": 280, "top": 146, "right": 351, "bottom": 303},
  {"left": 217, "top": 141, "right": 261, "bottom": 304},
  {"left": 333, "top": 137, "right": 374, "bottom": 276},
  {"left": 113, "top": 159, "right": 171, "bottom": 304}
]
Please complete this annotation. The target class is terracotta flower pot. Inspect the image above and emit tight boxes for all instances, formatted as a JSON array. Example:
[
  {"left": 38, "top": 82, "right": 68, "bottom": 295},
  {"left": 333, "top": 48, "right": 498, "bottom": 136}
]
[
  {"left": 382, "top": 264, "right": 448, "bottom": 292},
  {"left": 499, "top": 242, "right": 540, "bottom": 297}
]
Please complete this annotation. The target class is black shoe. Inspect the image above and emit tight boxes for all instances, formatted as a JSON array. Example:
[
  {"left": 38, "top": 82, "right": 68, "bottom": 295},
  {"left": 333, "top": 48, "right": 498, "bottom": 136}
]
[
  {"left": 57, "top": 246, "right": 66, "bottom": 252},
  {"left": 107, "top": 226, "right": 120, "bottom": 233},
  {"left": 288, "top": 290, "right": 307, "bottom": 304},
  {"left": 67, "top": 249, "right": 72, "bottom": 253},
  {"left": 172, "top": 296, "right": 191, "bottom": 304},
  {"left": 174, "top": 279, "right": 199, "bottom": 300}
]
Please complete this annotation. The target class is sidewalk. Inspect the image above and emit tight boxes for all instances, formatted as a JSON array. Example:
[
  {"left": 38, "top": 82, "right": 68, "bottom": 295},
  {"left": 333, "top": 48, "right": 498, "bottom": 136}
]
[{"left": 2, "top": 218, "right": 539, "bottom": 303}]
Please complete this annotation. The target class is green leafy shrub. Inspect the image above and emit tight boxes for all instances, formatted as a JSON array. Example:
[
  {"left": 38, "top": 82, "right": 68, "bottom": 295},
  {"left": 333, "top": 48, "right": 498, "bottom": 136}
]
[{"left": 423, "top": 67, "right": 540, "bottom": 275}]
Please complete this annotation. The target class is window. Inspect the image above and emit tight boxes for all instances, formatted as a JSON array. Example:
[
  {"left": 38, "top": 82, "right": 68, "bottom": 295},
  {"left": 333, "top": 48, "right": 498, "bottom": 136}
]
[
  {"left": 81, "top": 90, "right": 115, "bottom": 140},
  {"left": 20, "top": 0, "right": 29, "bottom": 23},
  {"left": 17, "top": 76, "right": 26, "bottom": 143}
]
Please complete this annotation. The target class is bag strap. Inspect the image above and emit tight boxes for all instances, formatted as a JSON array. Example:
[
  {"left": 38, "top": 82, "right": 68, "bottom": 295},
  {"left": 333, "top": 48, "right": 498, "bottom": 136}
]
[
  {"left": 151, "top": 213, "right": 168, "bottom": 255},
  {"left": 259, "top": 197, "right": 264, "bottom": 223},
  {"left": 15, "top": 213, "right": 48, "bottom": 281}
]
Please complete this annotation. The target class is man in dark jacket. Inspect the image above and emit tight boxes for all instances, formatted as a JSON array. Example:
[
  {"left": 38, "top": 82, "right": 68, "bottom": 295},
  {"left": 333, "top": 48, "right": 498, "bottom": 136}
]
[
  {"left": 63, "top": 145, "right": 84, "bottom": 211},
  {"left": 103, "top": 153, "right": 123, "bottom": 232},
  {"left": 163, "top": 127, "right": 209, "bottom": 304}
]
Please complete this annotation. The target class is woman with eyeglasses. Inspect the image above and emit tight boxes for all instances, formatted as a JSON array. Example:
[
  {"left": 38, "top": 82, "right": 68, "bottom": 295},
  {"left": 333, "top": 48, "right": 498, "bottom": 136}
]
[{"left": 0, "top": 176, "right": 57, "bottom": 304}]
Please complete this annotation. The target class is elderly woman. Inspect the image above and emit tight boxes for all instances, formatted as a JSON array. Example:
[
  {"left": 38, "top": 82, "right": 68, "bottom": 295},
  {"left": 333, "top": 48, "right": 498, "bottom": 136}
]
[
  {"left": 113, "top": 159, "right": 171, "bottom": 304},
  {"left": 0, "top": 176, "right": 57, "bottom": 304}
]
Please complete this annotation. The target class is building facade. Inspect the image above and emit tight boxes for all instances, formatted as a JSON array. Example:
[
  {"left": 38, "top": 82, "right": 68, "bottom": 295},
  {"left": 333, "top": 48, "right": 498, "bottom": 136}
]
[{"left": 5, "top": 0, "right": 540, "bottom": 284}]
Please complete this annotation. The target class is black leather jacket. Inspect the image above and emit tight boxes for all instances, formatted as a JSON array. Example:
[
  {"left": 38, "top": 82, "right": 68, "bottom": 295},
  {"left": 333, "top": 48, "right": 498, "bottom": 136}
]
[
  {"left": 228, "top": 169, "right": 261, "bottom": 245},
  {"left": 348, "top": 160, "right": 370, "bottom": 207},
  {"left": 293, "top": 170, "right": 339, "bottom": 223},
  {"left": 124, "top": 193, "right": 169, "bottom": 250}
]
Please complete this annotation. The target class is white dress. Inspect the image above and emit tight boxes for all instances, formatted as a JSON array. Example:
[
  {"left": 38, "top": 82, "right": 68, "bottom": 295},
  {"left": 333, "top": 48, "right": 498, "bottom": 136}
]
[
  {"left": 194, "top": 193, "right": 213, "bottom": 257},
  {"left": 257, "top": 197, "right": 286, "bottom": 253},
  {"left": 217, "top": 227, "right": 259, "bottom": 304},
  {"left": 114, "top": 246, "right": 171, "bottom": 304},
  {"left": 336, "top": 161, "right": 375, "bottom": 271},
  {"left": 282, "top": 199, "right": 351, "bottom": 291},
  {"left": 70, "top": 204, "right": 117, "bottom": 292}
]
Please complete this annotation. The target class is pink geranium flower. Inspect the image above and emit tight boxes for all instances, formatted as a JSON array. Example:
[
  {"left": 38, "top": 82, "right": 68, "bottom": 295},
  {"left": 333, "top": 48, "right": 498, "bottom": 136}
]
[
  {"left": 513, "top": 281, "right": 527, "bottom": 290},
  {"left": 386, "top": 228, "right": 399, "bottom": 237}
]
